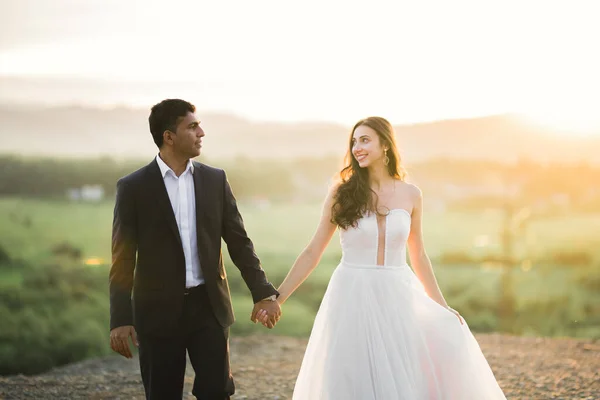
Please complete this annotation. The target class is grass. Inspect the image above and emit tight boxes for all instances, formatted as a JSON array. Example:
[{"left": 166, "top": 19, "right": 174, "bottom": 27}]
[{"left": 1, "top": 197, "right": 599, "bottom": 339}]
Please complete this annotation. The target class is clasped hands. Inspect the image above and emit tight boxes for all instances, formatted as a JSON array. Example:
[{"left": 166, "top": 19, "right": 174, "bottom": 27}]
[{"left": 251, "top": 298, "right": 282, "bottom": 328}]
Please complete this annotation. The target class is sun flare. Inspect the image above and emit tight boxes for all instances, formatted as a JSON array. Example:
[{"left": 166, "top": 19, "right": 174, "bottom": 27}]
[{"left": 520, "top": 109, "right": 600, "bottom": 137}]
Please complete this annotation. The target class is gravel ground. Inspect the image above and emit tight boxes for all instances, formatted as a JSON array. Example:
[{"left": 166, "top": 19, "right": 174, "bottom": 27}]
[{"left": 0, "top": 334, "right": 598, "bottom": 399}]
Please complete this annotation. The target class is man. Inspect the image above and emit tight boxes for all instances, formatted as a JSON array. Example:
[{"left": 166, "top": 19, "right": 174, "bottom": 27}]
[{"left": 109, "top": 99, "right": 281, "bottom": 399}]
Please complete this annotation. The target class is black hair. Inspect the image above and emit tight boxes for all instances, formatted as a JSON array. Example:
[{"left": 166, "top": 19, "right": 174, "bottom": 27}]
[{"left": 148, "top": 99, "right": 196, "bottom": 148}]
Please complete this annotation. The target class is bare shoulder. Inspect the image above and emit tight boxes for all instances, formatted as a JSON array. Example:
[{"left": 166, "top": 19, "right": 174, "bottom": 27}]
[
  {"left": 397, "top": 181, "right": 422, "bottom": 200},
  {"left": 325, "top": 178, "right": 342, "bottom": 200},
  {"left": 320, "top": 179, "right": 342, "bottom": 216}
]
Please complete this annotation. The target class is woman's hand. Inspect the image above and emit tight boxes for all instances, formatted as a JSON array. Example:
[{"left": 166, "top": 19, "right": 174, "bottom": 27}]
[
  {"left": 447, "top": 306, "right": 464, "bottom": 325},
  {"left": 252, "top": 299, "right": 281, "bottom": 329}
]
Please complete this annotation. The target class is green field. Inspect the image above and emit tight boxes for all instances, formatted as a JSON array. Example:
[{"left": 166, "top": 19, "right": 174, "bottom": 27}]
[
  {"left": 1, "top": 197, "right": 599, "bottom": 374},
  {"left": 3, "top": 197, "right": 598, "bottom": 263}
]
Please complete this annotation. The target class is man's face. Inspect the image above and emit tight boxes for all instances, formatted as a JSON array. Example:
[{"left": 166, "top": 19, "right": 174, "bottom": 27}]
[{"left": 168, "top": 112, "right": 205, "bottom": 158}]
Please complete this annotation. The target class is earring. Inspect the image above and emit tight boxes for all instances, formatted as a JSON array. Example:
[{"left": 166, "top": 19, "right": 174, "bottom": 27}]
[{"left": 383, "top": 149, "right": 390, "bottom": 166}]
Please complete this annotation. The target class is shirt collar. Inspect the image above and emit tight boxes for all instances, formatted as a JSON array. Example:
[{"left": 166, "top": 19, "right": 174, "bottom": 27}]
[{"left": 156, "top": 154, "right": 194, "bottom": 178}]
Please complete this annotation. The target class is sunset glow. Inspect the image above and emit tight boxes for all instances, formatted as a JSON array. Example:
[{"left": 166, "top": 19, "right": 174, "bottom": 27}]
[
  {"left": 520, "top": 106, "right": 600, "bottom": 137},
  {"left": 0, "top": 1, "right": 599, "bottom": 129}
]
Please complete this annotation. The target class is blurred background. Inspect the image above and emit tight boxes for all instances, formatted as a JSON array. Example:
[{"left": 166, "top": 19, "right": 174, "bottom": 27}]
[{"left": 1, "top": 0, "right": 599, "bottom": 376}]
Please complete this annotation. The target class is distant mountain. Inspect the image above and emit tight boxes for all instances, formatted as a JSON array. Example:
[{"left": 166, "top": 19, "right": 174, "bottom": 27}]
[
  {"left": 394, "top": 115, "right": 600, "bottom": 164},
  {"left": 0, "top": 104, "right": 599, "bottom": 164}
]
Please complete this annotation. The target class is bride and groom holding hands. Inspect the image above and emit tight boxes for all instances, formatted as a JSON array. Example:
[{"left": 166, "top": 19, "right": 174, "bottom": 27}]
[{"left": 109, "top": 98, "right": 506, "bottom": 399}]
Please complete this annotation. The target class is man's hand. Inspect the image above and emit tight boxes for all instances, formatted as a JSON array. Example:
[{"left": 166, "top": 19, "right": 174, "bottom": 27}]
[
  {"left": 251, "top": 299, "right": 281, "bottom": 329},
  {"left": 110, "top": 325, "right": 138, "bottom": 358}
]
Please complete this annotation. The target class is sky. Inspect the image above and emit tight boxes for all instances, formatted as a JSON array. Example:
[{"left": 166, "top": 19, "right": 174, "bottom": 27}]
[{"left": 1, "top": 0, "right": 599, "bottom": 133}]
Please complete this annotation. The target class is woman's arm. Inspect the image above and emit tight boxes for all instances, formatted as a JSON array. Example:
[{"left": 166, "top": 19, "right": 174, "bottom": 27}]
[
  {"left": 406, "top": 185, "right": 449, "bottom": 308},
  {"left": 276, "top": 185, "right": 339, "bottom": 305}
]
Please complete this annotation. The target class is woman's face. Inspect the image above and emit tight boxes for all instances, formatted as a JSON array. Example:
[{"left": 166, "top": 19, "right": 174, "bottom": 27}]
[{"left": 351, "top": 125, "right": 386, "bottom": 168}]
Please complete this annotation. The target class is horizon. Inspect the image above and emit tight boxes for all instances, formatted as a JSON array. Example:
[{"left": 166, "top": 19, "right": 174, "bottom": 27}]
[
  {"left": 0, "top": 91, "right": 512, "bottom": 127},
  {"left": 1, "top": 87, "right": 599, "bottom": 139},
  {"left": 0, "top": 75, "right": 508, "bottom": 127},
  {"left": 2, "top": 100, "right": 600, "bottom": 166}
]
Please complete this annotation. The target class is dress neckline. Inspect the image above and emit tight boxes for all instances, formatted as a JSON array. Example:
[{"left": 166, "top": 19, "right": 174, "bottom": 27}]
[{"left": 369, "top": 208, "right": 412, "bottom": 218}]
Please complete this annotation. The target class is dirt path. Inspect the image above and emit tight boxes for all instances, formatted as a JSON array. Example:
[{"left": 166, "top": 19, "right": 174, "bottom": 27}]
[{"left": 1, "top": 334, "right": 598, "bottom": 399}]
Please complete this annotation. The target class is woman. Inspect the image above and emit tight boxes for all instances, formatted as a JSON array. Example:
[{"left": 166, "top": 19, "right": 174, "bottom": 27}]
[{"left": 257, "top": 117, "right": 506, "bottom": 399}]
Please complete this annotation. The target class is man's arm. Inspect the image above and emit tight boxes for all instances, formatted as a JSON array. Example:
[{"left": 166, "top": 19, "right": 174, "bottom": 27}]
[
  {"left": 109, "top": 178, "right": 137, "bottom": 330},
  {"left": 221, "top": 170, "right": 278, "bottom": 303}
]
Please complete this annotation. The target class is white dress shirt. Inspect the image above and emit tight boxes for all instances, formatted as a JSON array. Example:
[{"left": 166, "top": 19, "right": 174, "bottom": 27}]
[{"left": 156, "top": 154, "right": 204, "bottom": 287}]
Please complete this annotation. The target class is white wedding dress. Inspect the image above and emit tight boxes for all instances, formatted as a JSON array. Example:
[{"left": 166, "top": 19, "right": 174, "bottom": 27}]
[{"left": 292, "top": 209, "right": 506, "bottom": 399}]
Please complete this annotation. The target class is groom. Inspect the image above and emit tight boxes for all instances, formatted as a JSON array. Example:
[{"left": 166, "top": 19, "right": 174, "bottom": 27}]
[{"left": 109, "top": 99, "right": 281, "bottom": 399}]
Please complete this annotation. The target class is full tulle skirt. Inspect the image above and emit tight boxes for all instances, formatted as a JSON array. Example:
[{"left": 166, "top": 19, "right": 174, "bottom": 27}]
[{"left": 292, "top": 262, "right": 506, "bottom": 400}]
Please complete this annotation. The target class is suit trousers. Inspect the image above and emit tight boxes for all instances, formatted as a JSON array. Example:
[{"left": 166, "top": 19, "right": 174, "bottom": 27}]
[{"left": 138, "top": 285, "right": 235, "bottom": 400}]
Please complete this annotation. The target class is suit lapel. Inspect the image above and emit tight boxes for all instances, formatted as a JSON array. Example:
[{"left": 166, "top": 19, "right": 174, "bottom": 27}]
[
  {"left": 192, "top": 162, "right": 210, "bottom": 269},
  {"left": 148, "top": 159, "right": 183, "bottom": 248},
  {"left": 192, "top": 161, "right": 206, "bottom": 231}
]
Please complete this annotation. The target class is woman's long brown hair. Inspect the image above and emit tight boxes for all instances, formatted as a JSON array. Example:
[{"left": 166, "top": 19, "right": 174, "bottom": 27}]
[{"left": 331, "top": 117, "right": 407, "bottom": 229}]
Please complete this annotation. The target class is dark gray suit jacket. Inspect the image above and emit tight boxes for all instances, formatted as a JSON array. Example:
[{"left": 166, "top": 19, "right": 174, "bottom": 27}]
[{"left": 109, "top": 158, "right": 278, "bottom": 335}]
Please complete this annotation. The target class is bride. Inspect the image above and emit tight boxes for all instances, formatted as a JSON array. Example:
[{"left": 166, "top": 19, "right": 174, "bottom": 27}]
[{"left": 255, "top": 117, "right": 506, "bottom": 399}]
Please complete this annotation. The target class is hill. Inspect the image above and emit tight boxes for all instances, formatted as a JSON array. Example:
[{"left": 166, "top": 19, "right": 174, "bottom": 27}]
[{"left": 1, "top": 104, "right": 600, "bottom": 164}]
